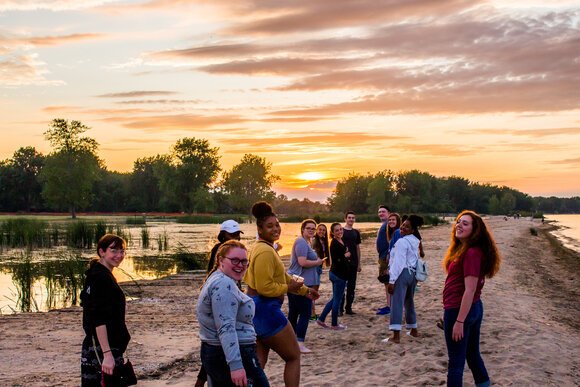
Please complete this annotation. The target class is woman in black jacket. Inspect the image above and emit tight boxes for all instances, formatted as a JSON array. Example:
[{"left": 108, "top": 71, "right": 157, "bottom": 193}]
[
  {"left": 80, "top": 234, "right": 131, "bottom": 386},
  {"left": 315, "top": 222, "right": 350, "bottom": 331}
]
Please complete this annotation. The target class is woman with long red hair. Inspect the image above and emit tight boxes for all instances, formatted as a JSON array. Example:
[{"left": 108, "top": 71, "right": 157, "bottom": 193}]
[{"left": 442, "top": 211, "right": 501, "bottom": 387}]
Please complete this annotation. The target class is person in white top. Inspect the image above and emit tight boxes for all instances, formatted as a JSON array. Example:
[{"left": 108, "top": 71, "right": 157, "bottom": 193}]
[{"left": 386, "top": 214, "right": 424, "bottom": 343}]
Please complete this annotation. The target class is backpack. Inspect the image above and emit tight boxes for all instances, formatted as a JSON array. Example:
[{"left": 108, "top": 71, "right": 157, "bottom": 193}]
[{"left": 415, "top": 258, "right": 428, "bottom": 282}]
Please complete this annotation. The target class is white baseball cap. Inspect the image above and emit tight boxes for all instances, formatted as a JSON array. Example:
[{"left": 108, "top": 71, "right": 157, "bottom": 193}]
[{"left": 220, "top": 220, "right": 243, "bottom": 234}]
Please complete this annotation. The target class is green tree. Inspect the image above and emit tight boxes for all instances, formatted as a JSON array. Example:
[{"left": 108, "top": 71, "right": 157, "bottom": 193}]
[
  {"left": 38, "top": 119, "right": 101, "bottom": 218},
  {"left": 0, "top": 147, "right": 45, "bottom": 211},
  {"left": 222, "top": 154, "right": 279, "bottom": 214},
  {"left": 499, "top": 192, "right": 516, "bottom": 215},
  {"left": 328, "top": 173, "right": 373, "bottom": 214},
  {"left": 488, "top": 195, "right": 500, "bottom": 214},
  {"left": 168, "top": 138, "right": 220, "bottom": 213},
  {"left": 366, "top": 170, "right": 396, "bottom": 211},
  {"left": 127, "top": 155, "right": 168, "bottom": 212}
]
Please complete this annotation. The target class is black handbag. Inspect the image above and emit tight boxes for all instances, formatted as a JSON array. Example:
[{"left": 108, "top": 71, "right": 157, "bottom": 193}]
[
  {"left": 93, "top": 336, "right": 137, "bottom": 386},
  {"left": 102, "top": 360, "right": 137, "bottom": 386}
]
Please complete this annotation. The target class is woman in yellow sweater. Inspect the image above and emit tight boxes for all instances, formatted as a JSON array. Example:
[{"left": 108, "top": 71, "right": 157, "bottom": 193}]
[{"left": 244, "top": 201, "right": 319, "bottom": 387}]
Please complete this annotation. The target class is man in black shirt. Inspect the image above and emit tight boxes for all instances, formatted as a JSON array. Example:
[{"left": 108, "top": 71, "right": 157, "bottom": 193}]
[{"left": 340, "top": 211, "right": 362, "bottom": 315}]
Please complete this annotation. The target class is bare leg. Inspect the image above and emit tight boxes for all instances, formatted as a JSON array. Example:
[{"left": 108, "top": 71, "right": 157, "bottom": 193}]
[
  {"left": 256, "top": 338, "right": 270, "bottom": 369},
  {"left": 260, "top": 324, "right": 301, "bottom": 387}
]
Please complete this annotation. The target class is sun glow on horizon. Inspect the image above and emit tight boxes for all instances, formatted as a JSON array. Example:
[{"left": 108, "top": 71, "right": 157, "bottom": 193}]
[{"left": 296, "top": 171, "right": 326, "bottom": 182}]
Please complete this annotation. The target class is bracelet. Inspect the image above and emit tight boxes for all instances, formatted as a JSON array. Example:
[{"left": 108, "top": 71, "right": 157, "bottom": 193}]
[
  {"left": 456, "top": 320, "right": 464, "bottom": 324},
  {"left": 103, "top": 349, "right": 111, "bottom": 354}
]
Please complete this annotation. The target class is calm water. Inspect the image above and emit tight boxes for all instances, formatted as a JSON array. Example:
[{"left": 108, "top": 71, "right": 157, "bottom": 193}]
[
  {"left": 0, "top": 221, "right": 378, "bottom": 313},
  {"left": 546, "top": 214, "right": 580, "bottom": 254}
]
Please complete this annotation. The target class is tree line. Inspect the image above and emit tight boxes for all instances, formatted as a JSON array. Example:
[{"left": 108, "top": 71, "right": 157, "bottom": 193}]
[{"left": 1, "top": 119, "right": 578, "bottom": 217}]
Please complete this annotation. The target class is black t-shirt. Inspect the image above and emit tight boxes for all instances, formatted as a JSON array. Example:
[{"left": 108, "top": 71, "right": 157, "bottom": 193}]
[
  {"left": 81, "top": 262, "right": 130, "bottom": 352},
  {"left": 342, "top": 228, "right": 361, "bottom": 266}
]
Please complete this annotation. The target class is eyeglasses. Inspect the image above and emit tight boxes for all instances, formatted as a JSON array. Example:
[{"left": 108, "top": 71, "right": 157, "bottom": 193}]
[
  {"left": 225, "top": 257, "right": 249, "bottom": 267},
  {"left": 109, "top": 248, "right": 126, "bottom": 256}
]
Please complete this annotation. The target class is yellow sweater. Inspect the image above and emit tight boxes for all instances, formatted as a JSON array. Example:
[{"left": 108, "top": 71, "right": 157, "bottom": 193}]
[{"left": 244, "top": 240, "right": 308, "bottom": 297}]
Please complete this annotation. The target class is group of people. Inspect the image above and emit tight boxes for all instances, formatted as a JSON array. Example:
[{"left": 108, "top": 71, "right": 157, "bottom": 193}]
[{"left": 80, "top": 200, "right": 501, "bottom": 387}]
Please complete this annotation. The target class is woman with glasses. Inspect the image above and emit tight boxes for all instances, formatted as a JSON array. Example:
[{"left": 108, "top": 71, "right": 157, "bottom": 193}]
[
  {"left": 287, "top": 219, "right": 325, "bottom": 353},
  {"left": 197, "top": 240, "right": 269, "bottom": 387},
  {"left": 244, "top": 201, "right": 319, "bottom": 387},
  {"left": 80, "top": 234, "right": 132, "bottom": 386}
]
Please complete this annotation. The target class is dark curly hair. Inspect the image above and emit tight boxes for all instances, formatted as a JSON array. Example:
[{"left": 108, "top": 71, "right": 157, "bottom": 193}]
[{"left": 251, "top": 201, "right": 277, "bottom": 227}]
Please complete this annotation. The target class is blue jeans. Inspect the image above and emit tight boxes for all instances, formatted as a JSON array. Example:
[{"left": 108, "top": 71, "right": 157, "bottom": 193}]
[
  {"left": 201, "top": 342, "right": 270, "bottom": 387},
  {"left": 287, "top": 293, "right": 312, "bottom": 342},
  {"left": 389, "top": 268, "right": 417, "bottom": 331},
  {"left": 444, "top": 300, "right": 490, "bottom": 387},
  {"left": 319, "top": 271, "right": 347, "bottom": 326}
]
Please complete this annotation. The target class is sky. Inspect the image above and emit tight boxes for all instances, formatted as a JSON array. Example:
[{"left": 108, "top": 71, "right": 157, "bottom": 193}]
[{"left": 0, "top": 0, "right": 579, "bottom": 202}]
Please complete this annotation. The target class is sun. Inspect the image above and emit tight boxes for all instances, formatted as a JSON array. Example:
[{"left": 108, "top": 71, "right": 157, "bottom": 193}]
[{"left": 297, "top": 171, "right": 326, "bottom": 181}]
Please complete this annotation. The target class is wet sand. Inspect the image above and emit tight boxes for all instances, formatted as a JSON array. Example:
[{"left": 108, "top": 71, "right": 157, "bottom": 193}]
[{"left": 1, "top": 217, "right": 579, "bottom": 386}]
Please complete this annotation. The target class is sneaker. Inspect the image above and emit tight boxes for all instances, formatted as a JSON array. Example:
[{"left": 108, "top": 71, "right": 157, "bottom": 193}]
[
  {"left": 330, "top": 324, "right": 347, "bottom": 331},
  {"left": 345, "top": 310, "right": 356, "bottom": 315},
  {"left": 376, "top": 306, "right": 391, "bottom": 315},
  {"left": 298, "top": 342, "right": 312, "bottom": 353},
  {"left": 316, "top": 319, "right": 329, "bottom": 329}
]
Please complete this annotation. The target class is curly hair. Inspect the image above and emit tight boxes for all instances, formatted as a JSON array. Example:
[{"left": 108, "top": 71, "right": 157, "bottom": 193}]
[
  {"left": 251, "top": 201, "right": 277, "bottom": 227},
  {"left": 442, "top": 210, "right": 501, "bottom": 278}
]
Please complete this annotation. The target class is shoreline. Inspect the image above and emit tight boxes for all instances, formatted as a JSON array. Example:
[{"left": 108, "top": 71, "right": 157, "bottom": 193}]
[{"left": 0, "top": 217, "right": 579, "bottom": 386}]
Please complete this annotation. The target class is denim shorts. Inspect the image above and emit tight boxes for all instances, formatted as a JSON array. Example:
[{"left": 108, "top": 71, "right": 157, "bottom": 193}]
[{"left": 251, "top": 296, "right": 288, "bottom": 339}]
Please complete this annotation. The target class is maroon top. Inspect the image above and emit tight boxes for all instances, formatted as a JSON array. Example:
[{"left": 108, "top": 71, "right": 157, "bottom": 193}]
[{"left": 443, "top": 247, "right": 486, "bottom": 310}]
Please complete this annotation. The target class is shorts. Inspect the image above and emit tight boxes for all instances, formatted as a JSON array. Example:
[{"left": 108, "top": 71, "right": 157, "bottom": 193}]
[
  {"left": 378, "top": 258, "right": 389, "bottom": 276},
  {"left": 251, "top": 296, "right": 288, "bottom": 339}
]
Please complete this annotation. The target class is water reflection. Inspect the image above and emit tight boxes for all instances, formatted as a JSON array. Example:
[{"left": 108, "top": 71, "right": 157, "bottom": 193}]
[{"left": 0, "top": 221, "right": 379, "bottom": 313}]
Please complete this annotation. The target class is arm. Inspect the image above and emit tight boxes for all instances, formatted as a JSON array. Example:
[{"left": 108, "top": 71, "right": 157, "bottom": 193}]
[
  {"left": 297, "top": 255, "right": 323, "bottom": 268},
  {"left": 95, "top": 325, "right": 115, "bottom": 375},
  {"left": 210, "top": 280, "right": 246, "bottom": 382},
  {"left": 389, "top": 239, "right": 408, "bottom": 285},
  {"left": 357, "top": 244, "right": 362, "bottom": 272},
  {"left": 452, "top": 276, "right": 478, "bottom": 341}
]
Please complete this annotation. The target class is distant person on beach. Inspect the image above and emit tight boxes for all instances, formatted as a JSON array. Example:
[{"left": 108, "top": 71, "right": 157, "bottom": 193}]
[
  {"left": 376, "top": 205, "right": 391, "bottom": 315},
  {"left": 196, "top": 220, "right": 244, "bottom": 387},
  {"left": 311, "top": 223, "right": 330, "bottom": 319},
  {"left": 244, "top": 201, "right": 319, "bottom": 387},
  {"left": 197, "top": 240, "right": 269, "bottom": 387},
  {"left": 207, "top": 220, "right": 244, "bottom": 272},
  {"left": 386, "top": 215, "right": 424, "bottom": 343},
  {"left": 316, "top": 222, "right": 351, "bottom": 330},
  {"left": 287, "top": 219, "right": 325, "bottom": 353},
  {"left": 80, "top": 234, "right": 132, "bottom": 386},
  {"left": 341, "top": 211, "right": 362, "bottom": 315},
  {"left": 442, "top": 210, "right": 501, "bottom": 387}
]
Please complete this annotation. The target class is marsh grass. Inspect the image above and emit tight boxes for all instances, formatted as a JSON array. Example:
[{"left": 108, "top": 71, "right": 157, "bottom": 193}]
[
  {"left": 176, "top": 214, "right": 247, "bottom": 224},
  {"left": 172, "top": 242, "right": 207, "bottom": 270},
  {"left": 0, "top": 218, "right": 52, "bottom": 249},
  {"left": 141, "top": 227, "right": 150, "bottom": 248},
  {"left": 126, "top": 216, "right": 146, "bottom": 225},
  {"left": 157, "top": 230, "right": 169, "bottom": 251}
]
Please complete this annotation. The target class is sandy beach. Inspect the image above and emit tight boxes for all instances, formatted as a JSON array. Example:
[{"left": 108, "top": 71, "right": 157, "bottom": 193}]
[{"left": 1, "top": 217, "right": 579, "bottom": 386}]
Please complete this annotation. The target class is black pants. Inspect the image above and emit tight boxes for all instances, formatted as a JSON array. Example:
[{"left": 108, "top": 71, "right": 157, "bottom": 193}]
[{"left": 340, "top": 269, "right": 358, "bottom": 312}]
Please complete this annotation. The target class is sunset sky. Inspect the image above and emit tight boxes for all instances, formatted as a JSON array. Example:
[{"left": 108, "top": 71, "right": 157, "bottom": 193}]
[{"left": 1, "top": 0, "right": 579, "bottom": 202}]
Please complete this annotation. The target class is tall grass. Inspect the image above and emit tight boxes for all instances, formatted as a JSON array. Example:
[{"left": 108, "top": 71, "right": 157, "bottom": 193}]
[
  {"left": 157, "top": 229, "right": 169, "bottom": 251},
  {"left": 66, "top": 221, "right": 95, "bottom": 249},
  {"left": 126, "top": 216, "right": 147, "bottom": 225},
  {"left": 0, "top": 218, "right": 52, "bottom": 249},
  {"left": 141, "top": 227, "right": 150, "bottom": 248},
  {"left": 172, "top": 242, "right": 207, "bottom": 270},
  {"left": 176, "top": 214, "right": 247, "bottom": 224}
]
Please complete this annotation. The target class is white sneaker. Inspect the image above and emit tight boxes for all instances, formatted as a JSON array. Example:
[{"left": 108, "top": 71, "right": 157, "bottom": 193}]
[{"left": 298, "top": 342, "right": 312, "bottom": 353}]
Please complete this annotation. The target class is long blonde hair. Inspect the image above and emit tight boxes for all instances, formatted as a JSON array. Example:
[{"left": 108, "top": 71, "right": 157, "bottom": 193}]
[{"left": 442, "top": 210, "right": 501, "bottom": 278}]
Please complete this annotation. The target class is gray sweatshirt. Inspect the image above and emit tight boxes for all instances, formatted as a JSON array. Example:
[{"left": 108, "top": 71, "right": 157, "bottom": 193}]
[{"left": 196, "top": 271, "right": 256, "bottom": 371}]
